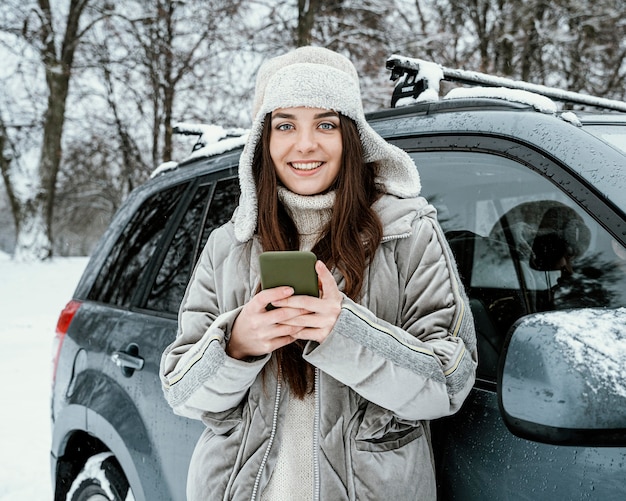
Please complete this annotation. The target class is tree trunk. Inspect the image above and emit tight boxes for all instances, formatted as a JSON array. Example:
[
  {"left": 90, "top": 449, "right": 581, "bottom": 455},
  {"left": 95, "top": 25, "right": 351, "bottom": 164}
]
[
  {"left": 162, "top": 0, "right": 175, "bottom": 163},
  {"left": 11, "top": 0, "right": 91, "bottom": 260},
  {"left": 1, "top": 115, "right": 50, "bottom": 260},
  {"left": 297, "top": 0, "right": 318, "bottom": 47},
  {"left": 519, "top": 2, "right": 547, "bottom": 82},
  {"left": 13, "top": 196, "right": 51, "bottom": 261},
  {"left": 0, "top": 117, "right": 20, "bottom": 232},
  {"left": 35, "top": 69, "right": 71, "bottom": 258}
]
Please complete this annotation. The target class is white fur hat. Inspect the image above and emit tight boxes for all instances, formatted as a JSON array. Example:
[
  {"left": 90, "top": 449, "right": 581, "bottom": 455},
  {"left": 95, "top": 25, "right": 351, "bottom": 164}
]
[{"left": 234, "top": 46, "right": 421, "bottom": 242}]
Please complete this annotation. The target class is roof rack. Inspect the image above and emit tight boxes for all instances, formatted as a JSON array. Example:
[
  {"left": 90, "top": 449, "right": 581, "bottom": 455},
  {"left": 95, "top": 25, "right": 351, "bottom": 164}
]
[
  {"left": 172, "top": 124, "right": 205, "bottom": 152},
  {"left": 173, "top": 123, "right": 248, "bottom": 154},
  {"left": 173, "top": 123, "right": 246, "bottom": 151},
  {"left": 386, "top": 54, "right": 626, "bottom": 113}
]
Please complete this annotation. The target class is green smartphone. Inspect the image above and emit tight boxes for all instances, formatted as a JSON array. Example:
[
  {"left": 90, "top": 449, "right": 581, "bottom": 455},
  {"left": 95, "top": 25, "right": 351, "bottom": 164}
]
[{"left": 259, "top": 251, "right": 319, "bottom": 298}]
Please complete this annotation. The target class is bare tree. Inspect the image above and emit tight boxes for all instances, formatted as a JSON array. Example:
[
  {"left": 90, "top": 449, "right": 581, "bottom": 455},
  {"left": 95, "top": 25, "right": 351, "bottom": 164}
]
[
  {"left": 53, "top": 130, "right": 128, "bottom": 255},
  {"left": 410, "top": 0, "right": 626, "bottom": 100},
  {"left": 90, "top": 0, "right": 248, "bottom": 169},
  {"left": 0, "top": 0, "right": 103, "bottom": 259},
  {"left": 560, "top": 1, "right": 626, "bottom": 100},
  {"left": 2, "top": 0, "right": 623, "bottom": 259}
]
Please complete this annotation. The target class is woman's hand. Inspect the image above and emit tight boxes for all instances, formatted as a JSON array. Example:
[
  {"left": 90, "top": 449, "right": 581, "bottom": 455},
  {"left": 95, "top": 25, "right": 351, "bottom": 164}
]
[
  {"left": 228, "top": 286, "right": 308, "bottom": 360},
  {"left": 227, "top": 261, "right": 342, "bottom": 359},
  {"left": 271, "top": 260, "right": 342, "bottom": 344}
]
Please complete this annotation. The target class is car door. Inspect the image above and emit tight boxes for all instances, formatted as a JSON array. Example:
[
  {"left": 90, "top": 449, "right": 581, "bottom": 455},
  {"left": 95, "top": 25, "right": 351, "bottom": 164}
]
[{"left": 399, "top": 141, "right": 626, "bottom": 500}]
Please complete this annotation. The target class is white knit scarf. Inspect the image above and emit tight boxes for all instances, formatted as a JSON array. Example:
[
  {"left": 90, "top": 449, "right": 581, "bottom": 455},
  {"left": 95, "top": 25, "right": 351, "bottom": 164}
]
[{"left": 277, "top": 186, "right": 335, "bottom": 251}]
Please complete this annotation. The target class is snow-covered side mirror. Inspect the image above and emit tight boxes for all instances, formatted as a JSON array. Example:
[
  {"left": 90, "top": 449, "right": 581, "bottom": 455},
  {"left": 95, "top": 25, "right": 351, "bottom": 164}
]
[{"left": 498, "top": 308, "right": 626, "bottom": 446}]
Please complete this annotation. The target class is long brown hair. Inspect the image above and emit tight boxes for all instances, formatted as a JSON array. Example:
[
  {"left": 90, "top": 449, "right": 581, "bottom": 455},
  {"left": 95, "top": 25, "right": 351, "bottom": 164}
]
[{"left": 253, "top": 113, "right": 383, "bottom": 397}]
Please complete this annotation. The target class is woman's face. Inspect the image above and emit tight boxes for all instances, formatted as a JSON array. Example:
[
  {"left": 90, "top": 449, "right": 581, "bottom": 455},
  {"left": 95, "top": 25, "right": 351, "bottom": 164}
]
[{"left": 269, "top": 107, "right": 343, "bottom": 196}]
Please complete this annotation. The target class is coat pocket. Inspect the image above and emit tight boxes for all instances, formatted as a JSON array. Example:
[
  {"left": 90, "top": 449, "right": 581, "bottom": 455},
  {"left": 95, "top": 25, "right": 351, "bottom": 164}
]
[{"left": 354, "top": 402, "right": 424, "bottom": 452}]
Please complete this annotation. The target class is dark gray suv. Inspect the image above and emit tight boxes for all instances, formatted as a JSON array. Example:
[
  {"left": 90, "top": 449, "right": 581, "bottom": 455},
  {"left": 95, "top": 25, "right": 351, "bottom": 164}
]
[{"left": 51, "top": 57, "right": 626, "bottom": 501}]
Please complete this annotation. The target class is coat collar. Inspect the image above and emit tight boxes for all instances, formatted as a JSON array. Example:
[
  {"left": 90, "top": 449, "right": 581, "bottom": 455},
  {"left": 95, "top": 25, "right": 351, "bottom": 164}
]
[{"left": 373, "top": 194, "right": 435, "bottom": 241}]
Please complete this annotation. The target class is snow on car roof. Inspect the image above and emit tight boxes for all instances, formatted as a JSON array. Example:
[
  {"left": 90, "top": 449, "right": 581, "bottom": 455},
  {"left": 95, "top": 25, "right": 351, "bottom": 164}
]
[
  {"left": 151, "top": 124, "right": 249, "bottom": 178},
  {"left": 443, "top": 87, "right": 558, "bottom": 114}
]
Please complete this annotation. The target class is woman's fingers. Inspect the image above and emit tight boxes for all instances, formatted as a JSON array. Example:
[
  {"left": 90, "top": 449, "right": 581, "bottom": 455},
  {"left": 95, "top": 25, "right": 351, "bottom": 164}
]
[
  {"left": 252, "top": 286, "right": 296, "bottom": 311},
  {"left": 315, "top": 260, "right": 342, "bottom": 302},
  {"left": 228, "top": 286, "right": 306, "bottom": 359},
  {"left": 271, "top": 261, "right": 342, "bottom": 343}
]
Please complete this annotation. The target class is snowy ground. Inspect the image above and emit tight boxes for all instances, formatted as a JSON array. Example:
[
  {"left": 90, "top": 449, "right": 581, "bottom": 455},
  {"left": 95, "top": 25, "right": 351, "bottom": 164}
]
[{"left": 0, "top": 253, "right": 88, "bottom": 501}]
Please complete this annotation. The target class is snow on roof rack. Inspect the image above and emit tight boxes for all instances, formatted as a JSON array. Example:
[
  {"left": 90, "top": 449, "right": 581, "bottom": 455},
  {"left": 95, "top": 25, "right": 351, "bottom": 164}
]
[
  {"left": 173, "top": 123, "right": 248, "bottom": 152},
  {"left": 150, "top": 124, "right": 249, "bottom": 178},
  {"left": 386, "top": 54, "right": 626, "bottom": 113}
]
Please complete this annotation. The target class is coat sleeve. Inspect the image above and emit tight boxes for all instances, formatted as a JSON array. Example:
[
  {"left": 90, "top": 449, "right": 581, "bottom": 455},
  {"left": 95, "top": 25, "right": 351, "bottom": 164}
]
[
  {"left": 303, "top": 214, "right": 477, "bottom": 421},
  {"left": 159, "top": 229, "right": 269, "bottom": 420}
]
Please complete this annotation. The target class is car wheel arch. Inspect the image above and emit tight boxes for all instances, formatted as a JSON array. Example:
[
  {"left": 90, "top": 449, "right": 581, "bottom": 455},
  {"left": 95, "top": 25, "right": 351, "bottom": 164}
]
[{"left": 52, "top": 407, "right": 147, "bottom": 501}]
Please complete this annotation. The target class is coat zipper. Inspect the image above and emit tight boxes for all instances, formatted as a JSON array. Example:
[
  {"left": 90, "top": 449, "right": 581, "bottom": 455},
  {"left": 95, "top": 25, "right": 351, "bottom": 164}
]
[
  {"left": 250, "top": 375, "right": 282, "bottom": 501},
  {"left": 381, "top": 231, "right": 411, "bottom": 243},
  {"left": 313, "top": 368, "right": 321, "bottom": 501}
]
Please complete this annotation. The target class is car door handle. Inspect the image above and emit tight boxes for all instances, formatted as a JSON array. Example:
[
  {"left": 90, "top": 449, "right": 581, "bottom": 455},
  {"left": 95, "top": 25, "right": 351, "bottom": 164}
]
[{"left": 111, "top": 343, "right": 144, "bottom": 376}]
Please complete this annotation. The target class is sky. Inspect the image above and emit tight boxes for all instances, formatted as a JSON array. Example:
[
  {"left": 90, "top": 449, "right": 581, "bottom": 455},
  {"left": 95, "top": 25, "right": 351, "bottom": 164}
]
[{"left": 0, "top": 253, "right": 88, "bottom": 500}]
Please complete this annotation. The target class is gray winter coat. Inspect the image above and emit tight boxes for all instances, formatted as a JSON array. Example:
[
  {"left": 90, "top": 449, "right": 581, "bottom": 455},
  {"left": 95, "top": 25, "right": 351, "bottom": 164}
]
[{"left": 160, "top": 193, "right": 477, "bottom": 500}]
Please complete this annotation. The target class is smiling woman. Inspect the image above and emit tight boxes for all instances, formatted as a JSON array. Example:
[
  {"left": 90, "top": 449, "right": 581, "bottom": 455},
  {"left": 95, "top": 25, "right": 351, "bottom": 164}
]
[{"left": 160, "top": 46, "right": 477, "bottom": 501}]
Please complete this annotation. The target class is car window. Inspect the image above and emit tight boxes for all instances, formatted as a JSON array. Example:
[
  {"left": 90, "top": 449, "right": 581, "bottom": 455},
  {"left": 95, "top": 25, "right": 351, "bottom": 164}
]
[
  {"left": 88, "top": 182, "right": 189, "bottom": 307},
  {"left": 198, "top": 177, "right": 240, "bottom": 249},
  {"left": 413, "top": 151, "right": 626, "bottom": 380},
  {"left": 144, "top": 183, "right": 214, "bottom": 314},
  {"left": 144, "top": 176, "right": 240, "bottom": 315}
]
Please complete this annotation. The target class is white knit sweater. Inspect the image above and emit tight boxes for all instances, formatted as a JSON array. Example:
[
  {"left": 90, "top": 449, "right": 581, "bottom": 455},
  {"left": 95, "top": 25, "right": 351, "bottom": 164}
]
[{"left": 261, "top": 188, "right": 334, "bottom": 501}]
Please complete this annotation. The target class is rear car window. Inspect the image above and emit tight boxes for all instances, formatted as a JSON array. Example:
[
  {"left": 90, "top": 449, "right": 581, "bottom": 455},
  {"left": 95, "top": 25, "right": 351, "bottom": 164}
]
[
  {"left": 88, "top": 175, "right": 240, "bottom": 315},
  {"left": 144, "top": 183, "right": 215, "bottom": 313},
  {"left": 145, "top": 177, "right": 240, "bottom": 314},
  {"left": 88, "top": 182, "right": 189, "bottom": 307}
]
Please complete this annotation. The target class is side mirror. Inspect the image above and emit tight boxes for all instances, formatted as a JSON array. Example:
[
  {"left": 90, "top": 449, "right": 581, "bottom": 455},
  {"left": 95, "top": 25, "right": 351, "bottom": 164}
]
[{"left": 498, "top": 308, "right": 626, "bottom": 446}]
